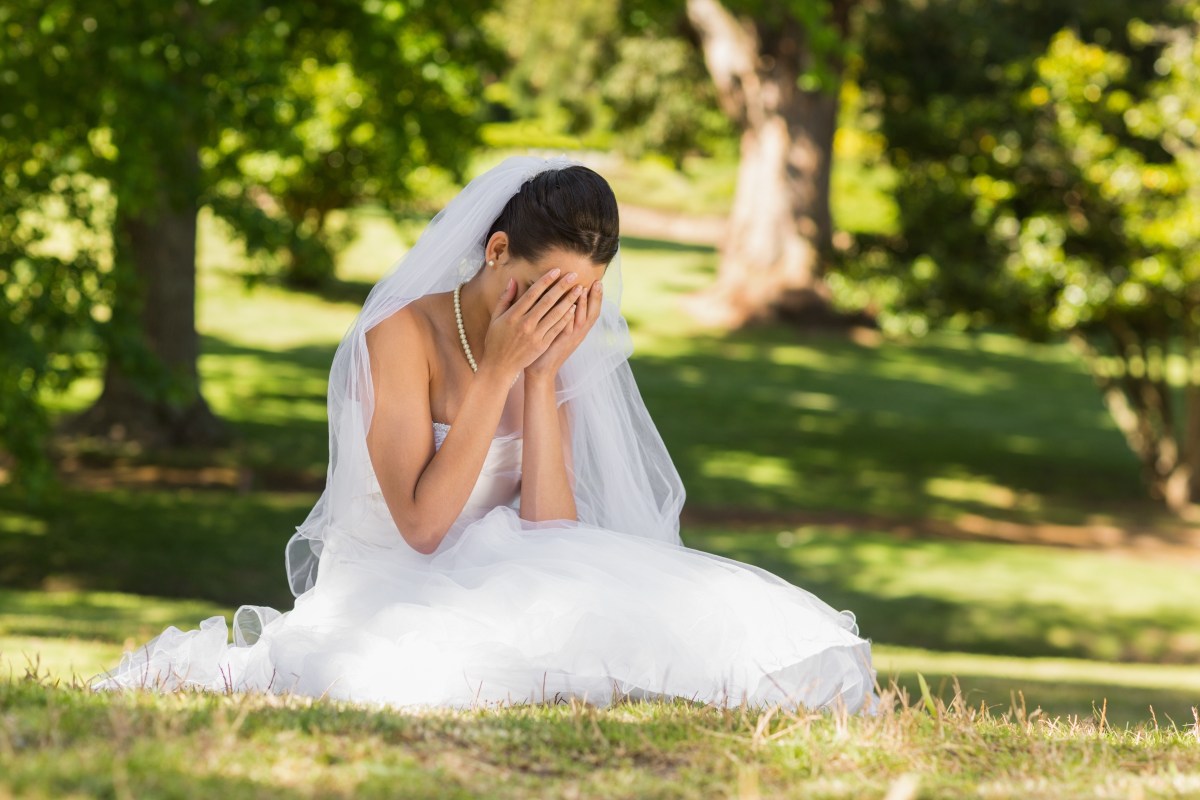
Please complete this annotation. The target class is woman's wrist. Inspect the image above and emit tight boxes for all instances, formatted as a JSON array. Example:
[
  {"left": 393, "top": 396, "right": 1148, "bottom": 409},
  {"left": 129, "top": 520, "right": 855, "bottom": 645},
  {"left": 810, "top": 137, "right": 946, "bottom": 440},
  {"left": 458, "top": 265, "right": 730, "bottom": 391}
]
[
  {"left": 475, "top": 360, "right": 519, "bottom": 391},
  {"left": 523, "top": 366, "right": 558, "bottom": 389}
]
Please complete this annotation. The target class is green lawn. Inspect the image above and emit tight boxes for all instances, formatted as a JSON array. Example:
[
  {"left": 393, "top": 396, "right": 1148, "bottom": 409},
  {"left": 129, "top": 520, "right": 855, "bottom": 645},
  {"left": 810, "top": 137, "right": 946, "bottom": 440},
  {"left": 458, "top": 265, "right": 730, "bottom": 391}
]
[
  {"left": 3, "top": 660, "right": 1198, "bottom": 799},
  {"left": 4, "top": 582, "right": 1199, "bottom": 729},
  {"left": 5, "top": 153, "right": 1200, "bottom": 796}
]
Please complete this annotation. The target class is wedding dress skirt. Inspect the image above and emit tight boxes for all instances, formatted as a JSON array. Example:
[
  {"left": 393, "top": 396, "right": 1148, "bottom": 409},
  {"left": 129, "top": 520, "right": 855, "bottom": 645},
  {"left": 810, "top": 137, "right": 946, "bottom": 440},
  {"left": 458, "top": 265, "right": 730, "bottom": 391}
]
[{"left": 91, "top": 423, "right": 879, "bottom": 713}]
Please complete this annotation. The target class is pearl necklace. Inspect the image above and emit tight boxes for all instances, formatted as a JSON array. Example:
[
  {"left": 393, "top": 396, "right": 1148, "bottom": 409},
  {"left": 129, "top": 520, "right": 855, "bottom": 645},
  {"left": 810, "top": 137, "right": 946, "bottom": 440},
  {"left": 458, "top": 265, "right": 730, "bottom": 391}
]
[{"left": 453, "top": 282, "right": 478, "bottom": 372}]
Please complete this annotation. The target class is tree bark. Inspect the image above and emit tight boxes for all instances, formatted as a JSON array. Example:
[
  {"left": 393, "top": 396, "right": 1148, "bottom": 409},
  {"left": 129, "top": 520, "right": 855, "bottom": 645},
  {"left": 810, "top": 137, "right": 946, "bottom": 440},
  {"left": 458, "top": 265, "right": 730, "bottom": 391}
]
[
  {"left": 67, "top": 149, "right": 227, "bottom": 448},
  {"left": 685, "top": 0, "right": 861, "bottom": 328},
  {"left": 1184, "top": 307, "right": 1200, "bottom": 504},
  {"left": 1071, "top": 329, "right": 1195, "bottom": 514}
]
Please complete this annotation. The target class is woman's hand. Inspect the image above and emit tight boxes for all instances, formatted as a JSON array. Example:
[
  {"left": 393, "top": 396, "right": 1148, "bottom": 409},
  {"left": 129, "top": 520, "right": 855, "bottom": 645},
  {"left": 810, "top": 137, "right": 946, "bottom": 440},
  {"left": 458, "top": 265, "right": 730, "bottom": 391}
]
[
  {"left": 526, "top": 277, "right": 603, "bottom": 380},
  {"left": 481, "top": 268, "right": 581, "bottom": 381}
]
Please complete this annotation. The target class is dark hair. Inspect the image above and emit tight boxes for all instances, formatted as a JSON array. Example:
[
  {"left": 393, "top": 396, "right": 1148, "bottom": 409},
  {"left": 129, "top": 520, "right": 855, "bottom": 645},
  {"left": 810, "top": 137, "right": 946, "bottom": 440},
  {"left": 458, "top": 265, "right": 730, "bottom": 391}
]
[{"left": 484, "top": 165, "right": 619, "bottom": 265}]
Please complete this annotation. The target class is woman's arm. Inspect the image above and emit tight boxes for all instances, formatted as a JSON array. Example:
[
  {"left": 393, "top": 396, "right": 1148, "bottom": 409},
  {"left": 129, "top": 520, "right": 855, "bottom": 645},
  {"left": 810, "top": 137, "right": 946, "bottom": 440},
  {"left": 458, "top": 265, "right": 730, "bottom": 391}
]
[
  {"left": 520, "top": 278, "right": 602, "bottom": 521},
  {"left": 365, "top": 307, "right": 512, "bottom": 554},
  {"left": 519, "top": 375, "right": 576, "bottom": 521},
  {"left": 365, "top": 271, "right": 579, "bottom": 553}
]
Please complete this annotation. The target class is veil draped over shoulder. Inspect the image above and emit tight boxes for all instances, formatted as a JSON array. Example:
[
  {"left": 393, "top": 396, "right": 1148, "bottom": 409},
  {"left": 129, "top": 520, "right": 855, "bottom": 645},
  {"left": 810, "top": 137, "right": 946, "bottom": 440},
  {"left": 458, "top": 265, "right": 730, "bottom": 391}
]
[{"left": 283, "top": 155, "right": 687, "bottom": 599}]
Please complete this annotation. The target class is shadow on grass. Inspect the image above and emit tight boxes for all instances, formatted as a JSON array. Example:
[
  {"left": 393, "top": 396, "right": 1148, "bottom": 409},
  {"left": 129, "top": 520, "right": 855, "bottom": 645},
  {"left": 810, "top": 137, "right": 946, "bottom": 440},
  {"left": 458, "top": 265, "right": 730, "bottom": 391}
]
[
  {"left": 619, "top": 235, "right": 716, "bottom": 255},
  {"left": 226, "top": 271, "right": 376, "bottom": 308},
  {"left": 3, "top": 467, "right": 1196, "bottom": 669},
  {"left": 682, "top": 527, "right": 1200, "bottom": 665},
  {"left": 309, "top": 275, "right": 375, "bottom": 307},
  {"left": 631, "top": 323, "right": 1169, "bottom": 528},
  {"left": 886, "top": 670, "right": 1198, "bottom": 727},
  {"left": 0, "top": 484, "right": 305, "bottom": 610},
  {"left": 0, "top": 588, "right": 228, "bottom": 645},
  {"left": 198, "top": 334, "right": 335, "bottom": 481}
]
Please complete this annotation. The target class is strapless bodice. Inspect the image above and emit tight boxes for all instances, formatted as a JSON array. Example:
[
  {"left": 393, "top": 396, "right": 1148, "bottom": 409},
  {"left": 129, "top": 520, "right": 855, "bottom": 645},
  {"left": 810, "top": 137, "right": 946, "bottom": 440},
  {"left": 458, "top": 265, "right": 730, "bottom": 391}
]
[
  {"left": 432, "top": 421, "right": 523, "bottom": 519},
  {"left": 348, "top": 422, "right": 522, "bottom": 551}
]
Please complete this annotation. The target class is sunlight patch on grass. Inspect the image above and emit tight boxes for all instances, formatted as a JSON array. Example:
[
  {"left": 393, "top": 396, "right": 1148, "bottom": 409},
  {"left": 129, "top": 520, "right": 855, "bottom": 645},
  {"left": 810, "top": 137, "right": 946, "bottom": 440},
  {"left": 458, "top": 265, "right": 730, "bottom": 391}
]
[
  {"left": 0, "top": 589, "right": 231, "bottom": 647},
  {"left": 0, "top": 635, "right": 121, "bottom": 684},
  {"left": 1, "top": 513, "right": 46, "bottom": 536},
  {"left": 700, "top": 452, "right": 797, "bottom": 492},
  {"left": 924, "top": 476, "right": 1044, "bottom": 513},
  {"left": 787, "top": 390, "right": 840, "bottom": 412},
  {"left": 686, "top": 526, "right": 1200, "bottom": 665},
  {"left": 875, "top": 644, "right": 1200, "bottom": 694},
  {"left": 869, "top": 356, "right": 1020, "bottom": 396}
]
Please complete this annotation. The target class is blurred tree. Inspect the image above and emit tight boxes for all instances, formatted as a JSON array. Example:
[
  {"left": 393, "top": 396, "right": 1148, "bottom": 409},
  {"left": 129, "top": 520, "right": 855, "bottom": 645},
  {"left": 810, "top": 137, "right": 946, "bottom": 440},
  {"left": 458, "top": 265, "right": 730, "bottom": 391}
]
[
  {"left": 488, "top": 0, "right": 860, "bottom": 327},
  {"left": 0, "top": 0, "right": 493, "bottom": 477},
  {"left": 683, "top": 0, "right": 858, "bottom": 327},
  {"left": 856, "top": 0, "right": 1200, "bottom": 511},
  {"left": 484, "top": 0, "right": 731, "bottom": 164}
]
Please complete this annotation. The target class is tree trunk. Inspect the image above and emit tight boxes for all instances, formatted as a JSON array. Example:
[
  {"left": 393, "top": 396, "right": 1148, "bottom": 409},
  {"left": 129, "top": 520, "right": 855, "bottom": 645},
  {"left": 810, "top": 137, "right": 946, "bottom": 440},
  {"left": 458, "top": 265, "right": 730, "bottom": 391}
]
[
  {"left": 1184, "top": 309, "right": 1200, "bottom": 506},
  {"left": 1070, "top": 330, "right": 1195, "bottom": 515},
  {"left": 67, "top": 150, "right": 227, "bottom": 448},
  {"left": 685, "top": 0, "right": 863, "bottom": 328}
]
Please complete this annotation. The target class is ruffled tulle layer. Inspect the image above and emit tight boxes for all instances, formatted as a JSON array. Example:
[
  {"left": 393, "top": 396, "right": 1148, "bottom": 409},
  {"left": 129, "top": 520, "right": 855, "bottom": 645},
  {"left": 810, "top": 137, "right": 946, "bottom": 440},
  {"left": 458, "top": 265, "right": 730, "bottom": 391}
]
[{"left": 91, "top": 506, "right": 879, "bottom": 714}]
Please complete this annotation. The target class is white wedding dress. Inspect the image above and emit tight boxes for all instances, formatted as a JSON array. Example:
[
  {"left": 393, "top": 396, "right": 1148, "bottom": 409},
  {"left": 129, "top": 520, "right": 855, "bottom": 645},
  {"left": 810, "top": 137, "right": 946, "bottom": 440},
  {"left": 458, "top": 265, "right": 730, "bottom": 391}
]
[{"left": 91, "top": 421, "right": 879, "bottom": 713}]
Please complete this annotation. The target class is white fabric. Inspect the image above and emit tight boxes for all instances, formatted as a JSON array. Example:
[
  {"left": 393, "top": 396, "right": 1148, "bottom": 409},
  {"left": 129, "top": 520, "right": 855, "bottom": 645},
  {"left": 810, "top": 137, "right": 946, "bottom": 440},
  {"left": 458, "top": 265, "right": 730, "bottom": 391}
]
[
  {"left": 285, "top": 155, "right": 685, "bottom": 600},
  {"left": 89, "top": 155, "right": 880, "bottom": 713},
  {"left": 92, "top": 422, "right": 878, "bottom": 712}
]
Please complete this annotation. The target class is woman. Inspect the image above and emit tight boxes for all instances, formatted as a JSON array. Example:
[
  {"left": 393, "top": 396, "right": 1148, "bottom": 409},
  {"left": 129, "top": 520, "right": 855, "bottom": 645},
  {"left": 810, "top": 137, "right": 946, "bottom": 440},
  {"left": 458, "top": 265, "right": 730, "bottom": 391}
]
[{"left": 91, "top": 156, "right": 879, "bottom": 713}]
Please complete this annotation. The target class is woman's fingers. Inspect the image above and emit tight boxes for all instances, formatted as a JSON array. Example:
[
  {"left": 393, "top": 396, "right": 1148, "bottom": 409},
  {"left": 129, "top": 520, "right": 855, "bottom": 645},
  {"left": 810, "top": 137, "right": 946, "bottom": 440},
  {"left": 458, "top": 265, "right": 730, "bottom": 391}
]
[
  {"left": 548, "top": 304, "right": 576, "bottom": 339},
  {"left": 490, "top": 276, "right": 518, "bottom": 320},
  {"left": 529, "top": 272, "right": 583, "bottom": 323},
  {"left": 512, "top": 268, "right": 563, "bottom": 316},
  {"left": 568, "top": 283, "right": 601, "bottom": 339},
  {"left": 587, "top": 282, "right": 602, "bottom": 323},
  {"left": 574, "top": 291, "right": 588, "bottom": 326},
  {"left": 535, "top": 283, "right": 583, "bottom": 337}
]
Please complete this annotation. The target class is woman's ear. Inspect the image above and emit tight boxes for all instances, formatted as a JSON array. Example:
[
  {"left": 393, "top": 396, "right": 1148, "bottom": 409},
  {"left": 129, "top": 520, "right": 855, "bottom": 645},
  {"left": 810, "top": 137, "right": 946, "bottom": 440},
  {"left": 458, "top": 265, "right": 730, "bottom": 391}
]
[{"left": 485, "top": 231, "right": 510, "bottom": 266}]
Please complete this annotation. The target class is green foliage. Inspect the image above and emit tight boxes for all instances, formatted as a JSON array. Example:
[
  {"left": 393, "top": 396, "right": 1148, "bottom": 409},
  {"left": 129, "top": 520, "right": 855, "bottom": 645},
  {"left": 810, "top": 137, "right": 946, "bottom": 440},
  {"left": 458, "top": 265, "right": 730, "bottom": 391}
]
[
  {"left": 854, "top": 0, "right": 1200, "bottom": 506},
  {"left": 0, "top": 0, "right": 495, "bottom": 479},
  {"left": 484, "top": 0, "right": 858, "bottom": 163},
  {"left": 201, "top": 2, "right": 498, "bottom": 288},
  {"left": 601, "top": 35, "right": 733, "bottom": 164},
  {"left": 853, "top": 0, "right": 1176, "bottom": 337},
  {"left": 0, "top": 4, "right": 115, "bottom": 491},
  {"left": 484, "top": 0, "right": 733, "bottom": 163}
]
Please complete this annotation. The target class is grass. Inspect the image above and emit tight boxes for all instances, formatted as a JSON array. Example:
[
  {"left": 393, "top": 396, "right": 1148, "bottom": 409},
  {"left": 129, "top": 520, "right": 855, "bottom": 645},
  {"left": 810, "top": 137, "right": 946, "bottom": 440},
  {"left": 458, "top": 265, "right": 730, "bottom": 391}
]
[
  {"left": 5, "top": 149, "right": 1200, "bottom": 795},
  {"left": 2, "top": 661, "right": 1198, "bottom": 799},
  {"left": 5, "top": 584, "right": 1200, "bottom": 728},
  {"left": 163, "top": 209, "right": 1188, "bottom": 529},
  {"left": 5, "top": 486, "right": 1199, "bottom": 668}
]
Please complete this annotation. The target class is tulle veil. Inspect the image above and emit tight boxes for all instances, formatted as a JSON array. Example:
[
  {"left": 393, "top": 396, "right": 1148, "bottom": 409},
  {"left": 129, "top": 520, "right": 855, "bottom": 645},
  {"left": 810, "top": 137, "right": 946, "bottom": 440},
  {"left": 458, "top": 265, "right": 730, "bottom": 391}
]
[{"left": 281, "top": 154, "right": 687, "bottom": 606}]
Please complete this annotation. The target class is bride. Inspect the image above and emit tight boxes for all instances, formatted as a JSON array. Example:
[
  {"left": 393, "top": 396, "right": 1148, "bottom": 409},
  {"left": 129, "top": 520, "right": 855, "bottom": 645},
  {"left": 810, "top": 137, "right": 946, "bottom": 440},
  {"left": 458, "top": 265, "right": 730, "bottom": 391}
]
[{"left": 91, "top": 155, "right": 880, "bottom": 713}]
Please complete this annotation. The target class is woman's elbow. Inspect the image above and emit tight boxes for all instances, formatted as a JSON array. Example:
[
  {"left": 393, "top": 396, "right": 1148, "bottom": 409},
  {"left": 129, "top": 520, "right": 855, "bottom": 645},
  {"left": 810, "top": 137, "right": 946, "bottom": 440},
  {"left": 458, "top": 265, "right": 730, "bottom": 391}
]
[
  {"left": 381, "top": 496, "right": 445, "bottom": 555},
  {"left": 394, "top": 515, "right": 447, "bottom": 555},
  {"left": 405, "top": 531, "right": 441, "bottom": 555}
]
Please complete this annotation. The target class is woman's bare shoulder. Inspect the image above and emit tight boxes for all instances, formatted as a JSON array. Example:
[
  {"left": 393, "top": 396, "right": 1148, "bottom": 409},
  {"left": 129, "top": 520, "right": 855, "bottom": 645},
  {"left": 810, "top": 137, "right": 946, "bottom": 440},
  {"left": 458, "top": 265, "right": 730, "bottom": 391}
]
[{"left": 367, "top": 297, "right": 440, "bottom": 349}]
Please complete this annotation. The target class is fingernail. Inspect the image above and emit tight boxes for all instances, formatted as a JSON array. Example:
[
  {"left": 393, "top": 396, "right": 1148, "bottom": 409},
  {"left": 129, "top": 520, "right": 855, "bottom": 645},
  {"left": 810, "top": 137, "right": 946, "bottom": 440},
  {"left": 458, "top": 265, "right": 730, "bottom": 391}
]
[
  {"left": 566, "top": 272, "right": 577, "bottom": 282},
  {"left": 550, "top": 268, "right": 561, "bottom": 278},
  {"left": 573, "top": 286, "right": 583, "bottom": 295}
]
